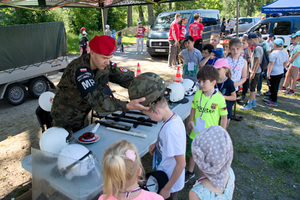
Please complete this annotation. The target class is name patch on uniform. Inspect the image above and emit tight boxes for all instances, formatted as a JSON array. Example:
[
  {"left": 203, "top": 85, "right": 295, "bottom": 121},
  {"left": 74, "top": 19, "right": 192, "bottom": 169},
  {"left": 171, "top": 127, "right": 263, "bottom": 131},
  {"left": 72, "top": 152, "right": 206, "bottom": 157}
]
[
  {"left": 119, "top": 67, "right": 128, "bottom": 73},
  {"left": 76, "top": 67, "right": 96, "bottom": 96}
]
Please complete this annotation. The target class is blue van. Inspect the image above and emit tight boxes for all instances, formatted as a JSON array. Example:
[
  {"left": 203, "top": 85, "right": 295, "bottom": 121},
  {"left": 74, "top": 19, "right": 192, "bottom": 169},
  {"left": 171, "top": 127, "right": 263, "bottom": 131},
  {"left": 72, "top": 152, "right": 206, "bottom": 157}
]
[
  {"left": 239, "top": 16, "right": 300, "bottom": 47},
  {"left": 146, "top": 9, "right": 220, "bottom": 57}
]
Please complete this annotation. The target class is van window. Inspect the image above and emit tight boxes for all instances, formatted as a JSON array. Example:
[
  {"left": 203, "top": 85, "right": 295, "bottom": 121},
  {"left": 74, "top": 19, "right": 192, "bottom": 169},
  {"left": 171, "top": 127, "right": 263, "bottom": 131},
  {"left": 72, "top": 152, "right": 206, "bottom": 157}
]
[
  {"left": 239, "top": 18, "right": 252, "bottom": 24},
  {"left": 152, "top": 13, "right": 191, "bottom": 30},
  {"left": 294, "top": 21, "right": 300, "bottom": 32},
  {"left": 272, "top": 21, "right": 291, "bottom": 35},
  {"left": 249, "top": 22, "right": 270, "bottom": 34}
]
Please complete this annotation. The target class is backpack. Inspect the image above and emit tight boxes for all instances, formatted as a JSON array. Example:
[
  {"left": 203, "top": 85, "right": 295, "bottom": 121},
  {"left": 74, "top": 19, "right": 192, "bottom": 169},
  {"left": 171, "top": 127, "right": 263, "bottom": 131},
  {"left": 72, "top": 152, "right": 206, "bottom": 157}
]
[{"left": 258, "top": 44, "right": 269, "bottom": 71}]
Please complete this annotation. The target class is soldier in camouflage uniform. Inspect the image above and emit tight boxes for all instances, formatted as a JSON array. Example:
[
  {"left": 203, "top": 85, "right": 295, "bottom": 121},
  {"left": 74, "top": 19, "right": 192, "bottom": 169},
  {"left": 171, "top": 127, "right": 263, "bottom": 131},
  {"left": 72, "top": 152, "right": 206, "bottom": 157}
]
[{"left": 51, "top": 35, "right": 148, "bottom": 132}]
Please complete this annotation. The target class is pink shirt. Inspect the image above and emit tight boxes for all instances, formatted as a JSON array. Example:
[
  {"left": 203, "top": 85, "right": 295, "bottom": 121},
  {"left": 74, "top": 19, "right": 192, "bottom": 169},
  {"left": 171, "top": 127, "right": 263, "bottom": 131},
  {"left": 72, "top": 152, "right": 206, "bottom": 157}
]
[
  {"left": 98, "top": 189, "right": 164, "bottom": 200},
  {"left": 168, "top": 21, "right": 180, "bottom": 41}
]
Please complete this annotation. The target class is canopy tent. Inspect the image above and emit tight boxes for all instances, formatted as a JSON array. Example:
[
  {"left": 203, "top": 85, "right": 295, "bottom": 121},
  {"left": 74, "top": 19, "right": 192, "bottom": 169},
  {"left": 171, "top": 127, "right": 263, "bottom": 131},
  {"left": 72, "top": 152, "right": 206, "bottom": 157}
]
[
  {"left": 0, "top": 0, "right": 187, "bottom": 11},
  {"left": 261, "top": 0, "right": 300, "bottom": 13}
]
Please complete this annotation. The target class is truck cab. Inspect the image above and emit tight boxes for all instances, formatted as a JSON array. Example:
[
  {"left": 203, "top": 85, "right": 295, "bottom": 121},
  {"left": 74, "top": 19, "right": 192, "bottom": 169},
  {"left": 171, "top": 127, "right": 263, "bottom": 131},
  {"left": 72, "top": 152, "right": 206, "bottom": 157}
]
[{"left": 146, "top": 9, "right": 220, "bottom": 57}]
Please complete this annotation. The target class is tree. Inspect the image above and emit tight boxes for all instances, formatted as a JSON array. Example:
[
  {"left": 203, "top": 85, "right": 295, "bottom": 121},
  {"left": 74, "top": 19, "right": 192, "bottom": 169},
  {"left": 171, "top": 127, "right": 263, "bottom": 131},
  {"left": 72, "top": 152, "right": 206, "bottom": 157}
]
[
  {"left": 138, "top": 5, "right": 144, "bottom": 23},
  {"left": 127, "top": 6, "right": 132, "bottom": 27},
  {"left": 148, "top": 4, "right": 154, "bottom": 25}
]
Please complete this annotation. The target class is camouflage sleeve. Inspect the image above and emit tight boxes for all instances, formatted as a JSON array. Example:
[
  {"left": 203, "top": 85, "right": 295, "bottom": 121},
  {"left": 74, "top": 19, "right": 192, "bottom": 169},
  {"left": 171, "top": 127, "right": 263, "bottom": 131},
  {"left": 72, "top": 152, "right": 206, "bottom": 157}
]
[
  {"left": 75, "top": 67, "right": 128, "bottom": 113},
  {"left": 108, "top": 62, "right": 135, "bottom": 88}
]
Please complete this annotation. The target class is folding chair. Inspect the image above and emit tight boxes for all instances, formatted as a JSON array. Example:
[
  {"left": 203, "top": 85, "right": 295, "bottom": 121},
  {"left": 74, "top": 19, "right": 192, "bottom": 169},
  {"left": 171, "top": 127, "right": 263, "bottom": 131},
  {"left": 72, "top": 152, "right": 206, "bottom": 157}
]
[{"left": 36, "top": 106, "right": 53, "bottom": 132}]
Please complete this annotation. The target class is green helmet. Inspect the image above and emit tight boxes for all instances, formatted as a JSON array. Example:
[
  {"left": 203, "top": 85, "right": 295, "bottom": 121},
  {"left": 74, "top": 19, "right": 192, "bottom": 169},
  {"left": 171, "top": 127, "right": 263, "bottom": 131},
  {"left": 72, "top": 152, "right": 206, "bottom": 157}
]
[{"left": 128, "top": 72, "right": 166, "bottom": 106}]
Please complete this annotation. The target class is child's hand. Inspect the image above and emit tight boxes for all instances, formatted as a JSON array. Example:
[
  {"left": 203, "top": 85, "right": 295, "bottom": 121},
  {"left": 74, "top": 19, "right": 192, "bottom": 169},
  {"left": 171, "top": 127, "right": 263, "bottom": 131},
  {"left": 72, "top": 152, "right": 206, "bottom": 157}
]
[
  {"left": 149, "top": 143, "right": 156, "bottom": 155},
  {"left": 188, "top": 121, "right": 194, "bottom": 131},
  {"left": 159, "top": 187, "right": 170, "bottom": 199}
]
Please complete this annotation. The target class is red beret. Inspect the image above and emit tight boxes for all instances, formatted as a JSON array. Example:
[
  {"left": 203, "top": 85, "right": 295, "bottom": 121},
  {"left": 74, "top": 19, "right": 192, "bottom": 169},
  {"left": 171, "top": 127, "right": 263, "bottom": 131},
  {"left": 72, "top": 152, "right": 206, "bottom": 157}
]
[
  {"left": 80, "top": 27, "right": 86, "bottom": 30},
  {"left": 89, "top": 35, "right": 116, "bottom": 56}
]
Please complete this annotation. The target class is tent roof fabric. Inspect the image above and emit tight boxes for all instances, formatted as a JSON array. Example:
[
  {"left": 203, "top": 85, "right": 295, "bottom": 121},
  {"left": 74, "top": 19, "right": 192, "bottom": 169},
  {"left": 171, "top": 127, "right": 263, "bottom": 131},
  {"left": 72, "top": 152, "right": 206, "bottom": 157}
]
[
  {"left": 261, "top": 0, "right": 300, "bottom": 13},
  {"left": 0, "top": 0, "right": 188, "bottom": 10}
]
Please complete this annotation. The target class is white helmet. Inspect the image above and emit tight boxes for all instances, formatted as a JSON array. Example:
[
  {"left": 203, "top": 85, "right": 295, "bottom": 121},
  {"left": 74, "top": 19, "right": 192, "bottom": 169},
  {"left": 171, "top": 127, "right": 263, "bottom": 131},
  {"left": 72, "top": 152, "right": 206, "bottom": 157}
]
[
  {"left": 166, "top": 82, "right": 188, "bottom": 103},
  {"left": 39, "top": 127, "right": 69, "bottom": 155},
  {"left": 180, "top": 79, "right": 198, "bottom": 96},
  {"left": 105, "top": 24, "right": 110, "bottom": 29},
  {"left": 57, "top": 144, "right": 95, "bottom": 180},
  {"left": 38, "top": 91, "right": 55, "bottom": 112}
]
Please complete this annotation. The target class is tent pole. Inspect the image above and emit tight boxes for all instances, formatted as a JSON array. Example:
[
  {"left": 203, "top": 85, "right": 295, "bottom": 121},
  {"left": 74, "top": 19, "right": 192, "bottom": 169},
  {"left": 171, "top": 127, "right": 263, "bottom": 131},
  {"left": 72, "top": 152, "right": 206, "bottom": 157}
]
[
  {"left": 236, "top": 0, "right": 239, "bottom": 35},
  {"left": 101, "top": 8, "right": 105, "bottom": 35}
]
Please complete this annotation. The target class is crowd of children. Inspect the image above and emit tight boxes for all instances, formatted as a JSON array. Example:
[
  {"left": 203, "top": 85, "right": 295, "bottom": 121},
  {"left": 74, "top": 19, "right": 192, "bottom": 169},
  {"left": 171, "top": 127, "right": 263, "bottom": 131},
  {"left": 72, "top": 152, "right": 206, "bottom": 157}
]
[{"left": 81, "top": 22, "right": 299, "bottom": 200}]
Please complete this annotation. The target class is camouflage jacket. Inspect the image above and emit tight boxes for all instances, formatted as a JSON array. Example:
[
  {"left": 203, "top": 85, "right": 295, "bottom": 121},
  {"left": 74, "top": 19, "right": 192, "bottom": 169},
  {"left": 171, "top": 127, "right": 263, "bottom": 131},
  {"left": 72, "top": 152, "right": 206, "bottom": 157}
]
[{"left": 51, "top": 54, "right": 134, "bottom": 132}]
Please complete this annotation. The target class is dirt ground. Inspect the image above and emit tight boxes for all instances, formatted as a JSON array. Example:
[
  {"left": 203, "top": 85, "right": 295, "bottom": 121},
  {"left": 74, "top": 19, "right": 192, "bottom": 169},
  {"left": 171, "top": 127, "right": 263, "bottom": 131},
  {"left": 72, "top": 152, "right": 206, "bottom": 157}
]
[{"left": 1, "top": 45, "right": 300, "bottom": 200}]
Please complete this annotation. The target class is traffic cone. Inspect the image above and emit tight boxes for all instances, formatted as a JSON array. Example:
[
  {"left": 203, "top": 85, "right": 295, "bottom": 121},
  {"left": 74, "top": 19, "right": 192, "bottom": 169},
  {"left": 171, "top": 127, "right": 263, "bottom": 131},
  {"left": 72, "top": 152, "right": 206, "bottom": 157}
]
[
  {"left": 136, "top": 63, "right": 141, "bottom": 77},
  {"left": 175, "top": 66, "right": 181, "bottom": 83}
]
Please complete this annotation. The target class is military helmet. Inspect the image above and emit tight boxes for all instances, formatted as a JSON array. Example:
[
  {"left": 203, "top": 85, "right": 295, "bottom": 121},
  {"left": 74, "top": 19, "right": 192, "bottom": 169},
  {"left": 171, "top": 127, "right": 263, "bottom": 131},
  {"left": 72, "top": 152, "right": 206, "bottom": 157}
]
[{"left": 128, "top": 72, "right": 166, "bottom": 106}]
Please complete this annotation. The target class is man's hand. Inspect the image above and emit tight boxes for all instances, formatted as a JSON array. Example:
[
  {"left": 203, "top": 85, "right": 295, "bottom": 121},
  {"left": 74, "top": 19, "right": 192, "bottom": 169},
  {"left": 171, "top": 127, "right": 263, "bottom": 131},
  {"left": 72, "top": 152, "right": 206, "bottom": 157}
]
[
  {"left": 174, "top": 41, "right": 179, "bottom": 47},
  {"left": 126, "top": 97, "right": 149, "bottom": 111},
  {"left": 159, "top": 187, "right": 171, "bottom": 199},
  {"left": 149, "top": 143, "right": 156, "bottom": 156},
  {"left": 250, "top": 73, "right": 255, "bottom": 80}
]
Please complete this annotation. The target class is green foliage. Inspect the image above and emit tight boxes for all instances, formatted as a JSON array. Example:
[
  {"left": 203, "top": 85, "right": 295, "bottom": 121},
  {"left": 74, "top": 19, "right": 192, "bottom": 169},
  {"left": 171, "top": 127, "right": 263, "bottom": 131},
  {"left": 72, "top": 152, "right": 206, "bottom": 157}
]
[
  {"left": 107, "top": 7, "right": 127, "bottom": 31},
  {"left": 68, "top": 8, "right": 100, "bottom": 34}
]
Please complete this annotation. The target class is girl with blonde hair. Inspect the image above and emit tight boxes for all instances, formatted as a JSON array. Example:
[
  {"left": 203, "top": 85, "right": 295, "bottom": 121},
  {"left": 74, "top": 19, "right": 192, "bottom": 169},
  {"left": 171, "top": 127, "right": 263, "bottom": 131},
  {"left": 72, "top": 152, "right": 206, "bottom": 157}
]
[{"left": 99, "top": 140, "right": 163, "bottom": 200}]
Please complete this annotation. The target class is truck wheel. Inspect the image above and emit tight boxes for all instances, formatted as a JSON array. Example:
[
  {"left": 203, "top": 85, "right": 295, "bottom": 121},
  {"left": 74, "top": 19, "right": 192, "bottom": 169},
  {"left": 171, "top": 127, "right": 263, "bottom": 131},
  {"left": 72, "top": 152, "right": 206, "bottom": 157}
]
[
  {"left": 4, "top": 83, "right": 27, "bottom": 106},
  {"left": 28, "top": 77, "right": 49, "bottom": 99}
]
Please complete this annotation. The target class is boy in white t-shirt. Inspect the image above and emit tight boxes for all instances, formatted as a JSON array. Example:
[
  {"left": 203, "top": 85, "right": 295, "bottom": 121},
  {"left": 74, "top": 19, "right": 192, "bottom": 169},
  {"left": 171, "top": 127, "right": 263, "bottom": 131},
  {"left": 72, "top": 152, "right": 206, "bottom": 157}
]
[{"left": 128, "top": 72, "right": 186, "bottom": 200}]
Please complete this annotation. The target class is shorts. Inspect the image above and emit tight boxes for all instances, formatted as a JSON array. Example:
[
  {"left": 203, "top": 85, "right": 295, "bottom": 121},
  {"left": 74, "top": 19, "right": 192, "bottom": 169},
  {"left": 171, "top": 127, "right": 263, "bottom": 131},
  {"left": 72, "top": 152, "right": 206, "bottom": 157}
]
[{"left": 249, "top": 73, "right": 260, "bottom": 92}]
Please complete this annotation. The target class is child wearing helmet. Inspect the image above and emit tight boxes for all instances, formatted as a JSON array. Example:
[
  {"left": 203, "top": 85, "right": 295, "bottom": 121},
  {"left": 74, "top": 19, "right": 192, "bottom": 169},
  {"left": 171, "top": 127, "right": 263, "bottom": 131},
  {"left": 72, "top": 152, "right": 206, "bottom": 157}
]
[
  {"left": 213, "top": 58, "right": 236, "bottom": 129},
  {"left": 189, "top": 126, "right": 235, "bottom": 200},
  {"left": 99, "top": 140, "right": 163, "bottom": 200},
  {"left": 128, "top": 72, "right": 186, "bottom": 200},
  {"left": 185, "top": 66, "right": 228, "bottom": 184}
]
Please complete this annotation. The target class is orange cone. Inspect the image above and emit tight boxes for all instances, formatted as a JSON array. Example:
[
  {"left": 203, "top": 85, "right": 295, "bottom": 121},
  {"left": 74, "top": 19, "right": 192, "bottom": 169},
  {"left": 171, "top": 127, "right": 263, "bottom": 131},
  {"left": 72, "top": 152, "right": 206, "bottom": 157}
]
[
  {"left": 175, "top": 66, "right": 181, "bottom": 83},
  {"left": 136, "top": 63, "right": 141, "bottom": 77}
]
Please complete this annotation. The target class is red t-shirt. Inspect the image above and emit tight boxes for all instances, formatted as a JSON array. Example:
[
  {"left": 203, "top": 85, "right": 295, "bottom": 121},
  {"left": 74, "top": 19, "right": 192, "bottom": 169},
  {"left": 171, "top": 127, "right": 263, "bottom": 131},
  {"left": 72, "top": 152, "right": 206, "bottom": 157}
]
[
  {"left": 179, "top": 24, "right": 186, "bottom": 40},
  {"left": 168, "top": 21, "right": 180, "bottom": 41},
  {"left": 136, "top": 26, "right": 145, "bottom": 37},
  {"left": 189, "top": 22, "right": 204, "bottom": 40}
]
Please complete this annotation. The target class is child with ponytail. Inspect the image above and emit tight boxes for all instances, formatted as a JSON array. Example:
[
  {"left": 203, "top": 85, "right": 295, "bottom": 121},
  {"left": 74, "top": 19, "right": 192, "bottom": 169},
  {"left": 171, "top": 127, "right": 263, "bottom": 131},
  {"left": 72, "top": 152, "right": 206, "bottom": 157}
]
[{"left": 99, "top": 140, "right": 163, "bottom": 200}]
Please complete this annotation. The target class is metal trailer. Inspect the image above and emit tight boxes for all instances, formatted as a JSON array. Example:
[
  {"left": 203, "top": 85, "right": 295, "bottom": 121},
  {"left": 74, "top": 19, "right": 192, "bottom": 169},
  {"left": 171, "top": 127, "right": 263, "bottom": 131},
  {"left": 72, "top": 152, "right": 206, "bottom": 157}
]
[{"left": 0, "top": 22, "right": 68, "bottom": 105}]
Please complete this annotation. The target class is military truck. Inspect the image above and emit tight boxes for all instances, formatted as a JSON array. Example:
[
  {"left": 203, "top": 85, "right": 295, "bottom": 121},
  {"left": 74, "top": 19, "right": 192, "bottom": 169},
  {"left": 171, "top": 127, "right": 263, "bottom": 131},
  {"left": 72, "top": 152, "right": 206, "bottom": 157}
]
[{"left": 0, "top": 22, "right": 68, "bottom": 105}]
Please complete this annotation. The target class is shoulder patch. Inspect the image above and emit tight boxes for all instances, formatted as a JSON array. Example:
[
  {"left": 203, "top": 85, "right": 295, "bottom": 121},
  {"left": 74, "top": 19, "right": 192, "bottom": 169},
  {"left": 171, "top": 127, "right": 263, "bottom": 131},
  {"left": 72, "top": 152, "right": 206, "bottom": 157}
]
[{"left": 119, "top": 67, "right": 128, "bottom": 73}]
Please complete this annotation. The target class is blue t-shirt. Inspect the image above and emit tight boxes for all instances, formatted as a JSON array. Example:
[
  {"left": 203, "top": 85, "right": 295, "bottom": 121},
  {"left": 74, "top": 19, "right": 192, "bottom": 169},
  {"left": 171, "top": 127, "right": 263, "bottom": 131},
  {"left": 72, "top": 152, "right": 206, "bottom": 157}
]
[
  {"left": 201, "top": 57, "right": 219, "bottom": 66},
  {"left": 216, "top": 78, "right": 235, "bottom": 119}
]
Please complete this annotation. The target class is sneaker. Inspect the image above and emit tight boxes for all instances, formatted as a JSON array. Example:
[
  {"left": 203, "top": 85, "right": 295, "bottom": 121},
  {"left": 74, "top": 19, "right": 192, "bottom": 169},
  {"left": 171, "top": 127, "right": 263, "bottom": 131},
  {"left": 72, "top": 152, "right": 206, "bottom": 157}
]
[
  {"left": 263, "top": 97, "right": 271, "bottom": 102},
  {"left": 121, "top": 51, "right": 125, "bottom": 53},
  {"left": 286, "top": 90, "right": 295, "bottom": 95},
  {"left": 169, "top": 65, "right": 175, "bottom": 69},
  {"left": 140, "top": 52, "right": 143, "bottom": 54},
  {"left": 279, "top": 86, "right": 287, "bottom": 91},
  {"left": 185, "top": 171, "right": 195, "bottom": 183},
  {"left": 252, "top": 100, "right": 257, "bottom": 107},
  {"left": 241, "top": 102, "right": 253, "bottom": 110},
  {"left": 263, "top": 91, "right": 271, "bottom": 96},
  {"left": 256, "top": 91, "right": 261, "bottom": 97},
  {"left": 136, "top": 52, "right": 139, "bottom": 55},
  {"left": 265, "top": 101, "right": 278, "bottom": 106}
]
